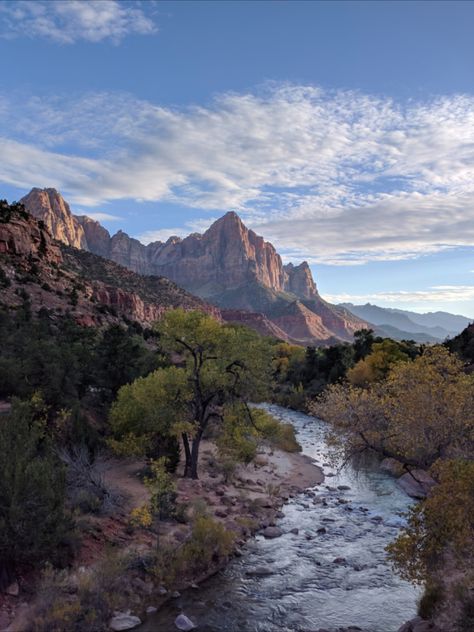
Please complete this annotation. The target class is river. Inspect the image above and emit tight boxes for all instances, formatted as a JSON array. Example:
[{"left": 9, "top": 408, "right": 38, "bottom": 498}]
[{"left": 142, "top": 404, "right": 420, "bottom": 632}]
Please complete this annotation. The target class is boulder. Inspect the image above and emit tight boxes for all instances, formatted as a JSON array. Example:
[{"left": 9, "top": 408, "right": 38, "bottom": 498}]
[
  {"left": 397, "top": 470, "right": 436, "bottom": 499},
  {"left": 380, "top": 457, "right": 404, "bottom": 477},
  {"left": 175, "top": 614, "right": 197, "bottom": 631},
  {"left": 261, "top": 526, "right": 283, "bottom": 539},
  {"left": 397, "top": 616, "right": 441, "bottom": 632},
  {"left": 108, "top": 612, "right": 141, "bottom": 631}
]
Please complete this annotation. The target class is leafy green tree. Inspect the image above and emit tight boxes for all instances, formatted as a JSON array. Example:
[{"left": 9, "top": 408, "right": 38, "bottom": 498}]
[
  {"left": 0, "top": 398, "right": 71, "bottom": 587},
  {"left": 110, "top": 310, "right": 272, "bottom": 478}
]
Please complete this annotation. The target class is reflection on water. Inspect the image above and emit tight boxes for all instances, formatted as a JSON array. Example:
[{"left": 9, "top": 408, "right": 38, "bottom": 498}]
[{"left": 142, "top": 404, "right": 419, "bottom": 632}]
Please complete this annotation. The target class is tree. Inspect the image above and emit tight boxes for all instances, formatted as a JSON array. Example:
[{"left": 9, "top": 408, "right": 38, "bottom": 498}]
[
  {"left": 109, "top": 366, "right": 187, "bottom": 468},
  {"left": 0, "top": 398, "right": 71, "bottom": 587},
  {"left": 110, "top": 310, "right": 272, "bottom": 478},
  {"left": 94, "top": 324, "right": 161, "bottom": 402},
  {"left": 387, "top": 459, "right": 474, "bottom": 585},
  {"left": 312, "top": 346, "right": 474, "bottom": 470},
  {"left": 347, "top": 338, "right": 411, "bottom": 387}
]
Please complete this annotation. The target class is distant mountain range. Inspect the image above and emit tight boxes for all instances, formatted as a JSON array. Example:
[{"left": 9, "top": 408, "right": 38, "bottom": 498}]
[
  {"left": 340, "top": 303, "right": 473, "bottom": 342},
  {"left": 19, "top": 188, "right": 367, "bottom": 344}
]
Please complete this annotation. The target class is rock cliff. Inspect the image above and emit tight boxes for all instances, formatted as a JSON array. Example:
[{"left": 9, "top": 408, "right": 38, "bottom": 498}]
[
  {"left": 0, "top": 204, "right": 219, "bottom": 329},
  {"left": 20, "top": 188, "right": 368, "bottom": 343},
  {"left": 20, "top": 188, "right": 87, "bottom": 250}
]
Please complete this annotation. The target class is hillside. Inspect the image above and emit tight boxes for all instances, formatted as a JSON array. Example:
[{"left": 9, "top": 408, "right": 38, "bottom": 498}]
[{"left": 0, "top": 200, "right": 219, "bottom": 328}]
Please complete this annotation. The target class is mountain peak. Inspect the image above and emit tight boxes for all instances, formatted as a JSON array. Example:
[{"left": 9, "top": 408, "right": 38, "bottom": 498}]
[{"left": 20, "top": 187, "right": 88, "bottom": 250}]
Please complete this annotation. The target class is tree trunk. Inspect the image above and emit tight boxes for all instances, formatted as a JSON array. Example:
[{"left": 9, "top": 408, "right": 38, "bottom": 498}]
[
  {"left": 189, "top": 432, "right": 202, "bottom": 479},
  {"left": 182, "top": 433, "right": 192, "bottom": 478}
]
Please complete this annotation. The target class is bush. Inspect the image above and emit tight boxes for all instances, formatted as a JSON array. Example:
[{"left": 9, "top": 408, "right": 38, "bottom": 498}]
[
  {"left": 32, "top": 554, "right": 129, "bottom": 632},
  {"left": 418, "top": 582, "right": 444, "bottom": 619},
  {"left": 59, "top": 445, "right": 122, "bottom": 515},
  {"left": 176, "top": 515, "right": 235, "bottom": 575},
  {"left": 254, "top": 407, "right": 301, "bottom": 452}
]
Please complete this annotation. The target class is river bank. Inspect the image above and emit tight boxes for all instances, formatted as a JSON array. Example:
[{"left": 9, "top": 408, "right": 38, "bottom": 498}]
[
  {"left": 143, "top": 404, "right": 421, "bottom": 632},
  {"left": 2, "top": 432, "right": 323, "bottom": 632}
]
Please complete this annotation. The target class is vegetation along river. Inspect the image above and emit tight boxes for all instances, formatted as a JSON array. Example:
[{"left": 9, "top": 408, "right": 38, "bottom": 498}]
[{"left": 143, "top": 404, "right": 420, "bottom": 632}]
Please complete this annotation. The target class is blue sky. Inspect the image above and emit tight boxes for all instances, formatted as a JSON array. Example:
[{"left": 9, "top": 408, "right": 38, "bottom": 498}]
[{"left": 1, "top": 0, "right": 474, "bottom": 316}]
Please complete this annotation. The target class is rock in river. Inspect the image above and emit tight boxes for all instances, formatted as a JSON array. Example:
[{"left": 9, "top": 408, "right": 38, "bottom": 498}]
[
  {"left": 175, "top": 613, "right": 197, "bottom": 631},
  {"left": 261, "top": 526, "right": 283, "bottom": 539},
  {"left": 108, "top": 612, "right": 141, "bottom": 631}
]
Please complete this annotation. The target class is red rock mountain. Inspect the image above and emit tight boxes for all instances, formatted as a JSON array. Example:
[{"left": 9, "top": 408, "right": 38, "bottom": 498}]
[
  {"left": 20, "top": 188, "right": 367, "bottom": 343},
  {"left": 0, "top": 202, "right": 220, "bottom": 328}
]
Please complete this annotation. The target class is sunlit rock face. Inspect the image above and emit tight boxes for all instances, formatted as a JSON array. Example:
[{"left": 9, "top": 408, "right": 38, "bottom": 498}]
[
  {"left": 20, "top": 188, "right": 88, "bottom": 250},
  {"left": 19, "top": 188, "right": 368, "bottom": 342}
]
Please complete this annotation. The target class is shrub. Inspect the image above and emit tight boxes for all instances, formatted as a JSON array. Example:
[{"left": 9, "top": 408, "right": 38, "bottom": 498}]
[
  {"left": 175, "top": 515, "right": 235, "bottom": 577},
  {"left": 32, "top": 554, "right": 129, "bottom": 632},
  {"left": 418, "top": 582, "right": 444, "bottom": 619}
]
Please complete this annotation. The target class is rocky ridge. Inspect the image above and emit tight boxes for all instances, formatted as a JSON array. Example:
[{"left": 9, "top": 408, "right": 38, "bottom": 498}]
[
  {"left": 20, "top": 188, "right": 368, "bottom": 343},
  {"left": 0, "top": 205, "right": 219, "bottom": 329}
]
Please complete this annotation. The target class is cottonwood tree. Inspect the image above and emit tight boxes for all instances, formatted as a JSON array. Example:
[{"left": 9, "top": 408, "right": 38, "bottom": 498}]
[
  {"left": 109, "top": 310, "right": 272, "bottom": 478},
  {"left": 312, "top": 346, "right": 474, "bottom": 471}
]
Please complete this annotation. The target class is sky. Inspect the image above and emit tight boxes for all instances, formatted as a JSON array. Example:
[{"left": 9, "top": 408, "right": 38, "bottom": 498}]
[{"left": 1, "top": 0, "right": 474, "bottom": 317}]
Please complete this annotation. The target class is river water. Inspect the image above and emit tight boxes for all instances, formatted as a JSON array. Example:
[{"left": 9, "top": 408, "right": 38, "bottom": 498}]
[{"left": 143, "top": 404, "right": 419, "bottom": 632}]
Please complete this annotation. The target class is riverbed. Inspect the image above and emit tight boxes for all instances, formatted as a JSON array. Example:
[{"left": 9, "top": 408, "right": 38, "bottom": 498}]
[{"left": 143, "top": 404, "right": 420, "bottom": 632}]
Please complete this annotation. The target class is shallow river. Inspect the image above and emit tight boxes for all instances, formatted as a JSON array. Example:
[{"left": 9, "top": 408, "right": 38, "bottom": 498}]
[{"left": 143, "top": 404, "right": 419, "bottom": 632}]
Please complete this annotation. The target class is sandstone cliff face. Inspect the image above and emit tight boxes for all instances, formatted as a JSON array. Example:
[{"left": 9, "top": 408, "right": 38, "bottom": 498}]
[
  {"left": 0, "top": 208, "right": 219, "bottom": 329},
  {"left": 76, "top": 215, "right": 111, "bottom": 258},
  {"left": 284, "top": 262, "right": 318, "bottom": 299},
  {"left": 20, "top": 188, "right": 88, "bottom": 250},
  {"left": 143, "top": 212, "right": 288, "bottom": 295},
  {"left": 17, "top": 188, "right": 368, "bottom": 343}
]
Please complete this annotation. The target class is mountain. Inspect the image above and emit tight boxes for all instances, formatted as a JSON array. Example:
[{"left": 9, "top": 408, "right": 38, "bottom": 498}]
[
  {"left": 341, "top": 302, "right": 473, "bottom": 342},
  {"left": 20, "top": 188, "right": 368, "bottom": 343},
  {"left": 0, "top": 202, "right": 219, "bottom": 328},
  {"left": 372, "top": 324, "right": 440, "bottom": 344},
  {"left": 386, "top": 308, "right": 472, "bottom": 337},
  {"left": 19, "top": 187, "right": 88, "bottom": 249}
]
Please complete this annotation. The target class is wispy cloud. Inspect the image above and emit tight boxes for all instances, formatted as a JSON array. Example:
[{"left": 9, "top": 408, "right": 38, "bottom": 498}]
[
  {"left": 81, "top": 212, "right": 122, "bottom": 222},
  {"left": 324, "top": 286, "right": 474, "bottom": 306},
  {"left": 1, "top": 84, "right": 474, "bottom": 264},
  {"left": 0, "top": 1, "right": 157, "bottom": 44}
]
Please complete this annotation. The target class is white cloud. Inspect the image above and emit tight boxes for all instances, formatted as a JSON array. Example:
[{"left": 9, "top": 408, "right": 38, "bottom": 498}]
[
  {"left": 324, "top": 286, "right": 474, "bottom": 306},
  {"left": 0, "top": 1, "right": 157, "bottom": 44},
  {"left": 81, "top": 212, "right": 122, "bottom": 222},
  {"left": 1, "top": 84, "right": 474, "bottom": 263}
]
